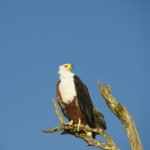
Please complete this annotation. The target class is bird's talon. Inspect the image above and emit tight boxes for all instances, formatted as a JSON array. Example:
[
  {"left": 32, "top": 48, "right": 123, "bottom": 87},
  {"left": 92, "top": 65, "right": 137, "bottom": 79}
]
[
  {"left": 65, "top": 120, "right": 73, "bottom": 127},
  {"left": 77, "top": 119, "right": 81, "bottom": 131}
]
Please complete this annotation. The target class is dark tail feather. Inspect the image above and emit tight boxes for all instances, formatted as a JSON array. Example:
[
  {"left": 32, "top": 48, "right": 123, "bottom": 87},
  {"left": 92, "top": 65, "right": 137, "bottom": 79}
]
[
  {"left": 90, "top": 107, "right": 106, "bottom": 139},
  {"left": 93, "top": 107, "right": 107, "bottom": 130}
]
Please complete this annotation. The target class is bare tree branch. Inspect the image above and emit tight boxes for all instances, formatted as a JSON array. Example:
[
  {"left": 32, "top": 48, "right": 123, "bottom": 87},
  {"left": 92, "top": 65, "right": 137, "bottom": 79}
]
[
  {"left": 98, "top": 80, "right": 143, "bottom": 150},
  {"left": 42, "top": 98, "right": 119, "bottom": 150},
  {"left": 42, "top": 81, "right": 143, "bottom": 150},
  {"left": 43, "top": 124, "right": 119, "bottom": 150}
]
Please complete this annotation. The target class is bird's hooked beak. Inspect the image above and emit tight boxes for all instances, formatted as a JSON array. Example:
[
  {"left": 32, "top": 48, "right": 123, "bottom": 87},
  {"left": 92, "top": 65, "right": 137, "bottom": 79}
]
[{"left": 64, "top": 64, "right": 74, "bottom": 71}]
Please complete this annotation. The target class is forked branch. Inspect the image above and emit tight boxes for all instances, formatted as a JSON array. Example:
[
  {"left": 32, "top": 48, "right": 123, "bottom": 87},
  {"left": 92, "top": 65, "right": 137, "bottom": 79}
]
[
  {"left": 98, "top": 81, "right": 143, "bottom": 150},
  {"left": 42, "top": 81, "right": 143, "bottom": 150}
]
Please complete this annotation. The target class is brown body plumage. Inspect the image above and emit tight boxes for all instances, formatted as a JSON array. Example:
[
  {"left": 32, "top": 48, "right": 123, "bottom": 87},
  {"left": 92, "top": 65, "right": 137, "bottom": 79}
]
[{"left": 56, "top": 64, "right": 106, "bottom": 138}]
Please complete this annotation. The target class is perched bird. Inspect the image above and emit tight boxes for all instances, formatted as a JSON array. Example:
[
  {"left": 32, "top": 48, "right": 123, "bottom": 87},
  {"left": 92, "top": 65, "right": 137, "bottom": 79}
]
[{"left": 56, "top": 64, "right": 106, "bottom": 138}]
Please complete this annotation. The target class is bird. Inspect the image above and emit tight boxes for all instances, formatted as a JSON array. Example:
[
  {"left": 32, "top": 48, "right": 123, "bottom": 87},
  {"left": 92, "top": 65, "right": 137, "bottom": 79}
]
[{"left": 56, "top": 64, "right": 106, "bottom": 138}]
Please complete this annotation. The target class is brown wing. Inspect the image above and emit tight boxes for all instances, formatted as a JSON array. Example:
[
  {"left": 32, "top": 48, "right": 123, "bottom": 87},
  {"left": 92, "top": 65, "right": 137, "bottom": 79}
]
[
  {"left": 74, "top": 76, "right": 95, "bottom": 128},
  {"left": 75, "top": 77, "right": 106, "bottom": 130},
  {"left": 56, "top": 81, "right": 71, "bottom": 121}
]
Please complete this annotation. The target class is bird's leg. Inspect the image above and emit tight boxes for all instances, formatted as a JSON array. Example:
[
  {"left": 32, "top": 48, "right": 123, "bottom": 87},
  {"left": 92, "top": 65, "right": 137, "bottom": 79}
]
[
  {"left": 65, "top": 120, "right": 73, "bottom": 126},
  {"left": 77, "top": 119, "right": 81, "bottom": 131}
]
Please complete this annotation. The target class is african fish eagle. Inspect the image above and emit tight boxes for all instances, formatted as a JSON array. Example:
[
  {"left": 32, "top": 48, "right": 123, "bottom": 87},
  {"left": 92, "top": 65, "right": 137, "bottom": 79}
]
[{"left": 56, "top": 64, "right": 106, "bottom": 138}]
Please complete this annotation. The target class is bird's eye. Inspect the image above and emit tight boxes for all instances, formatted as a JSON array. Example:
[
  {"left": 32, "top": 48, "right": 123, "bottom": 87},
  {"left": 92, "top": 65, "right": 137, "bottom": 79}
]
[{"left": 64, "top": 65, "right": 67, "bottom": 68}]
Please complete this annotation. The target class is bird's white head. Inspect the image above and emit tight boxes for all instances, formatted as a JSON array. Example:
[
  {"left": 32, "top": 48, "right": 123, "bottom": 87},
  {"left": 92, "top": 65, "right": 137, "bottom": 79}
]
[{"left": 58, "top": 64, "right": 74, "bottom": 80}]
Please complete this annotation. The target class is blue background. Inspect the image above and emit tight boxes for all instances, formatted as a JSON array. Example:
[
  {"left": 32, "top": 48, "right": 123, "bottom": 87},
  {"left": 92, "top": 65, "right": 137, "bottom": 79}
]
[{"left": 0, "top": 0, "right": 150, "bottom": 150}]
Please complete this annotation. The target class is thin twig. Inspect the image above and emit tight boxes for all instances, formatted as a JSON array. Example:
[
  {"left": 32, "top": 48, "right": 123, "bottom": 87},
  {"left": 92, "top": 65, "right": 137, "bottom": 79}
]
[{"left": 52, "top": 98, "right": 65, "bottom": 124}]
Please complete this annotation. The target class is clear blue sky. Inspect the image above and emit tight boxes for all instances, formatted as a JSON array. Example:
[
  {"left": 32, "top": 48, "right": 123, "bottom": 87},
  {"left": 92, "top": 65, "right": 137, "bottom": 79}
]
[{"left": 0, "top": 0, "right": 150, "bottom": 150}]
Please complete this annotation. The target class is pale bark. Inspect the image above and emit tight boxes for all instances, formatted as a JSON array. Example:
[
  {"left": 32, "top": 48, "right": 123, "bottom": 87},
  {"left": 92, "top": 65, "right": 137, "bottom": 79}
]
[{"left": 98, "top": 81, "right": 143, "bottom": 150}]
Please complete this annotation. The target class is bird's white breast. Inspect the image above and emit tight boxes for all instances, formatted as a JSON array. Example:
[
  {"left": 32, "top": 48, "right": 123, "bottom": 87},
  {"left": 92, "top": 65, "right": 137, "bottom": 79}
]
[{"left": 59, "top": 77, "right": 76, "bottom": 104}]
